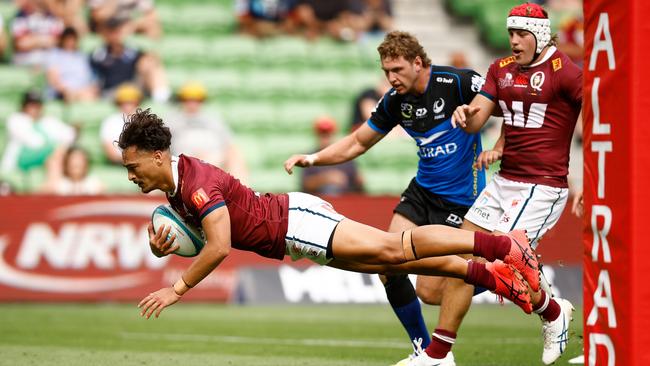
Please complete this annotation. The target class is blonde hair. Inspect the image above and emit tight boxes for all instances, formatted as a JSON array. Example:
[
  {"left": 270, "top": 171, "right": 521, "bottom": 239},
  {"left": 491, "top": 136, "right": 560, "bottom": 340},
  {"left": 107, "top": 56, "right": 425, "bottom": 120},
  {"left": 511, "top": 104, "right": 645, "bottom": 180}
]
[{"left": 377, "top": 31, "right": 431, "bottom": 66}]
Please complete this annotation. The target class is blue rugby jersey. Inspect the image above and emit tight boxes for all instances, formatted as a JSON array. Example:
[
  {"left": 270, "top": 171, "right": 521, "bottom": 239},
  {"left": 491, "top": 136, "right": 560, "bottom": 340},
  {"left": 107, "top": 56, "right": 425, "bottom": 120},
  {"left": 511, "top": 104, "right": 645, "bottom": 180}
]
[{"left": 368, "top": 65, "right": 486, "bottom": 206}]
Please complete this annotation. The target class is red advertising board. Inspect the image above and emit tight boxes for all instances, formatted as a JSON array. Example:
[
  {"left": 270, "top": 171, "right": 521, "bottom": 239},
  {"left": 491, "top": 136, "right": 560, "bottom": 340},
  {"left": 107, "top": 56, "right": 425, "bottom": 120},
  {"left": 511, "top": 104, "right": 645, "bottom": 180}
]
[{"left": 583, "top": 0, "right": 650, "bottom": 364}]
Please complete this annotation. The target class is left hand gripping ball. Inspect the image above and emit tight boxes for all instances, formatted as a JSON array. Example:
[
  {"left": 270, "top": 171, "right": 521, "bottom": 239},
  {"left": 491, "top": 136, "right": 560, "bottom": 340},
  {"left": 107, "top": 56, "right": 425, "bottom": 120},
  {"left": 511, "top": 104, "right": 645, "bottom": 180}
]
[{"left": 151, "top": 205, "right": 204, "bottom": 257}]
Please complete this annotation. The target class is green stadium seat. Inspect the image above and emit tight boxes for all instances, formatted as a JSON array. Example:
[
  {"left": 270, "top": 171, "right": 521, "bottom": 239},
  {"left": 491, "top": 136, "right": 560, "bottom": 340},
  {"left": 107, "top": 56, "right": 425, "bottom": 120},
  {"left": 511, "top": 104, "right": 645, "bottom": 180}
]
[
  {"left": 158, "top": 4, "right": 235, "bottom": 35},
  {"left": 93, "top": 165, "right": 140, "bottom": 193},
  {"left": 249, "top": 168, "right": 300, "bottom": 193},
  {"left": 357, "top": 135, "right": 418, "bottom": 169},
  {"left": 220, "top": 101, "right": 278, "bottom": 133},
  {"left": 66, "top": 101, "right": 115, "bottom": 127},
  {"left": 209, "top": 36, "right": 259, "bottom": 66},
  {"left": 360, "top": 168, "right": 414, "bottom": 195},
  {"left": 0, "top": 66, "right": 41, "bottom": 96},
  {"left": 257, "top": 37, "right": 309, "bottom": 68}
]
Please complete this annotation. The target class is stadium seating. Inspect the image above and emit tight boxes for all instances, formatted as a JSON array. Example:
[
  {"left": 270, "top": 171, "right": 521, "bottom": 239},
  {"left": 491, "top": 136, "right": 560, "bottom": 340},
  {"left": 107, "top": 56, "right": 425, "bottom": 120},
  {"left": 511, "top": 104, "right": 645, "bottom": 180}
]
[{"left": 0, "top": 0, "right": 414, "bottom": 195}]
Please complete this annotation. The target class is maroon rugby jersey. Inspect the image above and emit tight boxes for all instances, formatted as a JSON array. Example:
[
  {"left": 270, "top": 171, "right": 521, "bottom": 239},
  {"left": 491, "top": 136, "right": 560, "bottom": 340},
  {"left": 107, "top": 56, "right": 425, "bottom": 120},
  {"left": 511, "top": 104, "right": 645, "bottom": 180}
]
[
  {"left": 481, "top": 48, "right": 582, "bottom": 188},
  {"left": 166, "top": 154, "right": 289, "bottom": 259}
]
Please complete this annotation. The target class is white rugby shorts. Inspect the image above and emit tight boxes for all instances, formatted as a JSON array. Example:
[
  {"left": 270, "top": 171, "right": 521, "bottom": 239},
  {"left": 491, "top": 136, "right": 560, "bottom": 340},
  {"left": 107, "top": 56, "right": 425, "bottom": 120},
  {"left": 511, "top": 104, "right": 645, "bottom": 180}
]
[
  {"left": 464, "top": 174, "right": 568, "bottom": 248},
  {"left": 285, "top": 192, "right": 346, "bottom": 265}
]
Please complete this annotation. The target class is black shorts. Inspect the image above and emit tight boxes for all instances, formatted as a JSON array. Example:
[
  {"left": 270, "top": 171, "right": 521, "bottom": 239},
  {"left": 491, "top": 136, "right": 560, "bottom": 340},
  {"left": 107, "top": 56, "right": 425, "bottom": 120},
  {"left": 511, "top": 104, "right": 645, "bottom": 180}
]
[{"left": 394, "top": 178, "right": 470, "bottom": 228}]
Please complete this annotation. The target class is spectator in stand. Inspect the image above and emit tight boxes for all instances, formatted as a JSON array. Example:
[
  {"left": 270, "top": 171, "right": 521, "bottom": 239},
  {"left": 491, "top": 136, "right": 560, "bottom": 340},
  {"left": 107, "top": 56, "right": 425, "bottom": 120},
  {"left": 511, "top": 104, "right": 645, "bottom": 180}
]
[
  {"left": 359, "top": 0, "right": 393, "bottom": 35},
  {"left": 236, "top": 0, "right": 294, "bottom": 38},
  {"left": 558, "top": 14, "right": 583, "bottom": 67},
  {"left": 0, "top": 14, "right": 8, "bottom": 61},
  {"left": 100, "top": 83, "right": 143, "bottom": 164},
  {"left": 46, "top": 27, "right": 98, "bottom": 102},
  {"left": 292, "top": 0, "right": 367, "bottom": 41},
  {"left": 90, "top": 17, "right": 170, "bottom": 102},
  {"left": 167, "top": 81, "right": 249, "bottom": 183},
  {"left": 89, "top": 0, "right": 162, "bottom": 39},
  {"left": 40, "top": 146, "right": 104, "bottom": 195},
  {"left": 11, "top": 0, "right": 64, "bottom": 68},
  {"left": 448, "top": 51, "right": 469, "bottom": 69},
  {"left": 301, "top": 116, "right": 364, "bottom": 195},
  {"left": 1, "top": 90, "right": 75, "bottom": 175},
  {"left": 0, "top": 180, "right": 13, "bottom": 195},
  {"left": 349, "top": 78, "right": 391, "bottom": 131},
  {"left": 44, "top": 0, "right": 88, "bottom": 35}
]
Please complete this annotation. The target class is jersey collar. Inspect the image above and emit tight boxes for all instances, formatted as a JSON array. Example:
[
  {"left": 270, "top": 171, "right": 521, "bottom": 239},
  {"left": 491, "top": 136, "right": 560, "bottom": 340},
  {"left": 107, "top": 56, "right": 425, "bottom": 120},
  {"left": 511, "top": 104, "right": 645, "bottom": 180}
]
[
  {"left": 169, "top": 155, "right": 180, "bottom": 197},
  {"left": 526, "top": 46, "right": 557, "bottom": 69}
]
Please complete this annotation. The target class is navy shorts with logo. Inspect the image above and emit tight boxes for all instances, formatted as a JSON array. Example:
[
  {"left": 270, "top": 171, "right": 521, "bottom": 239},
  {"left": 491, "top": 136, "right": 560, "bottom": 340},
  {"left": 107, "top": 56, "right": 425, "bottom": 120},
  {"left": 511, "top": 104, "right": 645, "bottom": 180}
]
[{"left": 394, "top": 178, "right": 470, "bottom": 228}]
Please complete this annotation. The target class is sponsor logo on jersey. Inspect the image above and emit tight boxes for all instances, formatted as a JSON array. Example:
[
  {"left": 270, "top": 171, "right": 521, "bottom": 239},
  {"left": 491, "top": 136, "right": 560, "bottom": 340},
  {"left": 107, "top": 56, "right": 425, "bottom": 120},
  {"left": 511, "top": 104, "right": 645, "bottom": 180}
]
[
  {"left": 552, "top": 57, "right": 562, "bottom": 71},
  {"left": 191, "top": 188, "right": 210, "bottom": 209},
  {"left": 530, "top": 71, "right": 545, "bottom": 92},
  {"left": 401, "top": 103, "right": 413, "bottom": 119},
  {"left": 415, "top": 107, "right": 428, "bottom": 118},
  {"left": 472, "top": 207, "right": 490, "bottom": 220},
  {"left": 433, "top": 98, "right": 445, "bottom": 114},
  {"left": 446, "top": 213, "right": 463, "bottom": 226},
  {"left": 498, "top": 73, "right": 514, "bottom": 89},
  {"left": 471, "top": 75, "right": 485, "bottom": 92},
  {"left": 514, "top": 74, "right": 529, "bottom": 88},
  {"left": 415, "top": 130, "right": 448, "bottom": 146},
  {"left": 418, "top": 143, "right": 457, "bottom": 158},
  {"left": 499, "top": 213, "right": 511, "bottom": 224},
  {"left": 511, "top": 199, "right": 521, "bottom": 208},
  {"left": 499, "top": 56, "right": 516, "bottom": 67},
  {"left": 436, "top": 77, "right": 454, "bottom": 84}
]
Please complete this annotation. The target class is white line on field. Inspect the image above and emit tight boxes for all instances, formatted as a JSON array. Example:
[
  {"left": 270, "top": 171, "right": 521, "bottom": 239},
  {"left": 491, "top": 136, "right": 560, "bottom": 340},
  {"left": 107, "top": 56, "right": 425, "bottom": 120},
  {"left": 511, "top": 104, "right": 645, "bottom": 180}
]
[{"left": 120, "top": 332, "right": 538, "bottom": 349}]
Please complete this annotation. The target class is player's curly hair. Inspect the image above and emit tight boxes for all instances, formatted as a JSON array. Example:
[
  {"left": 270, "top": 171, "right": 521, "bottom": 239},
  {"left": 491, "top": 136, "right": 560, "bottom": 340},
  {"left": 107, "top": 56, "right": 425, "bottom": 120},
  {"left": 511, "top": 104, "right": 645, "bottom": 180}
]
[
  {"left": 377, "top": 31, "right": 431, "bottom": 66},
  {"left": 117, "top": 108, "right": 172, "bottom": 151}
]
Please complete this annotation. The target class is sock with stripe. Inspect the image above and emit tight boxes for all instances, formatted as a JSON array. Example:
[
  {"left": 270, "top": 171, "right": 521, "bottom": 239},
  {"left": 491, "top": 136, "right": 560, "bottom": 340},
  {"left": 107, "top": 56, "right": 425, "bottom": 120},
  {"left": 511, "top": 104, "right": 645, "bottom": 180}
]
[
  {"left": 464, "top": 260, "right": 496, "bottom": 291},
  {"left": 384, "top": 275, "right": 431, "bottom": 348},
  {"left": 425, "top": 328, "right": 456, "bottom": 359},
  {"left": 472, "top": 232, "right": 511, "bottom": 262},
  {"left": 533, "top": 290, "right": 561, "bottom": 322}
]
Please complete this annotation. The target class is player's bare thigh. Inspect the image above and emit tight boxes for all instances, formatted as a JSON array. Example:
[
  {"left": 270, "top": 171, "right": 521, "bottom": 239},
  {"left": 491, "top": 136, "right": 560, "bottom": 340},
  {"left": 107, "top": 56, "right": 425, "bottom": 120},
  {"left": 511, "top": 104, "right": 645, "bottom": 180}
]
[
  {"left": 330, "top": 218, "right": 405, "bottom": 264},
  {"left": 415, "top": 219, "right": 491, "bottom": 305}
]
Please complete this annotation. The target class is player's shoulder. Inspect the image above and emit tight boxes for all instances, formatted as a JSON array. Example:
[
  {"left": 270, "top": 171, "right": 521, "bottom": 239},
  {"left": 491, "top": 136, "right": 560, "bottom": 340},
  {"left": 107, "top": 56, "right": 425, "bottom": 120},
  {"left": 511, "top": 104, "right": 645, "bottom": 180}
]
[
  {"left": 431, "top": 65, "right": 480, "bottom": 79},
  {"left": 494, "top": 56, "right": 517, "bottom": 69},
  {"left": 381, "top": 87, "right": 402, "bottom": 106},
  {"left": 547, "top": 49, "right": 581, "bottom": 76},
  {"left": 179, "top": 154, "right": 223, "bottom": 182}
]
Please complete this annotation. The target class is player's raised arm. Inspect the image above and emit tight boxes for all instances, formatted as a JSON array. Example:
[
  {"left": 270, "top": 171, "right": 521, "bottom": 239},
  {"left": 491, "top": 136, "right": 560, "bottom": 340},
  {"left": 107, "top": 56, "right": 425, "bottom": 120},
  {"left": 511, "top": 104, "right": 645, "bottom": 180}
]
[
  {"left": 138, "top": 206, "right": 231, "bottom": 319},
  {"left": 284, "top": 122, "right": 385, "bottom": 174},
  {"left": 451, "top": 94, "right": 495, "bottom": 133}
]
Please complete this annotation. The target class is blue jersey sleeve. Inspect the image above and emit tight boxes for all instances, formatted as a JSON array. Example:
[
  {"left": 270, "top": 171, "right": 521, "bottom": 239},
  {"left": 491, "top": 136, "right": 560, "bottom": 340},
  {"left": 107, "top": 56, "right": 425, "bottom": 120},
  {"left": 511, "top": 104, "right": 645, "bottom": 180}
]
[{"left": 367, "top": 89, "right": 398, "bottom": 134}]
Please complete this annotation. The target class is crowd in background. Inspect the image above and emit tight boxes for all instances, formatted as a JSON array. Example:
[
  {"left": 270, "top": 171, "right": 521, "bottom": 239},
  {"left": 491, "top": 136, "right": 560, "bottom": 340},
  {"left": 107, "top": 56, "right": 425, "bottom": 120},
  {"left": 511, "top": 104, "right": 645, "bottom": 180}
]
[{"left": 0, "top": 0, "right": 583, "bottom": 197}]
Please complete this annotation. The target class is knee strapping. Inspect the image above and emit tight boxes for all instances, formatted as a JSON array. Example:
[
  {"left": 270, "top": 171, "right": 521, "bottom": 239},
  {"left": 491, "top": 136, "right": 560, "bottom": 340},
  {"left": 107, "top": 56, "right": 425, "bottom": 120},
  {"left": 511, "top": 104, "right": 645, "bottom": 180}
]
[{"left": 401, "top": 229, "right": 418, "bottom": 261}]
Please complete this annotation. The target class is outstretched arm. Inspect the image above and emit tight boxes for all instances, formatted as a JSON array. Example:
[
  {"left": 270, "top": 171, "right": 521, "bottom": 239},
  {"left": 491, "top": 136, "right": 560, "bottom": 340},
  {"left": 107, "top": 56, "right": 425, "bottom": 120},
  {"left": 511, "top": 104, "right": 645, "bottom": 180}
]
[
  {"left": 284, "top": 123, "right": 385, "bottom": 174},
  {"left": 451, "top": 94, "right": 496, "bottom": 134},
  {"left": 138, "top": 206, "right": 231, "bottom": 318}
]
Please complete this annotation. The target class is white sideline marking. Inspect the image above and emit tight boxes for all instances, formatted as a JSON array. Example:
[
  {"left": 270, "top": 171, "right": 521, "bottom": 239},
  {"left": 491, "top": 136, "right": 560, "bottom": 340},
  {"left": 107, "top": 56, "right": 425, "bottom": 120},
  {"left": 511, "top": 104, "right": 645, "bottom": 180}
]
[{"left": 121, "top": 332, "right": 538, "bottom": 348}]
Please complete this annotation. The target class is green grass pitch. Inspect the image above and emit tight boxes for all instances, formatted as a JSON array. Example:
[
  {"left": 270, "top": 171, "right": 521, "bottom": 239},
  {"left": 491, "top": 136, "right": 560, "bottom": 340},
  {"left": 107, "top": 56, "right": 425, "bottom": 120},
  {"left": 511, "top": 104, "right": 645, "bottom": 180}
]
[{"left": 0, "top": 303, "right": 583, "bottom": 366}]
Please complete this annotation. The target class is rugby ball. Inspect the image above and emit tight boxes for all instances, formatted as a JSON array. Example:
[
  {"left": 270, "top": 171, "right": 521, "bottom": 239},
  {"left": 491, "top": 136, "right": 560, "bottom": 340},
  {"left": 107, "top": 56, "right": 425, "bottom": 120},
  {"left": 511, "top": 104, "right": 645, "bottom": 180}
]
[{"left": 151, "top": 205, "right": 204, "bottom": 257}]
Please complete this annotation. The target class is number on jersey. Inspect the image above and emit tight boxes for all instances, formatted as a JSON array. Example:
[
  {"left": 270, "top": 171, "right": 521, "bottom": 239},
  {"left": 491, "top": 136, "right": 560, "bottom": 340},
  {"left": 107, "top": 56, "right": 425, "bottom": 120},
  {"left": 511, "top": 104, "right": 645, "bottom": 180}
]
[{"left": 499, "top": 100, "right": 547, "bottom": 128}]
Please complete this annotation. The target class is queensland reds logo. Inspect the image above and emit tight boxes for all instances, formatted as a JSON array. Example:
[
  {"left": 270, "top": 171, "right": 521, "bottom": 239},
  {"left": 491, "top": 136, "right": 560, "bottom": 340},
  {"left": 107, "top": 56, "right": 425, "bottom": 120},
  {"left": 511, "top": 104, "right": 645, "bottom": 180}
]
[{"left": 530, "top": 71, "right": 545, "bottom": 92}]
